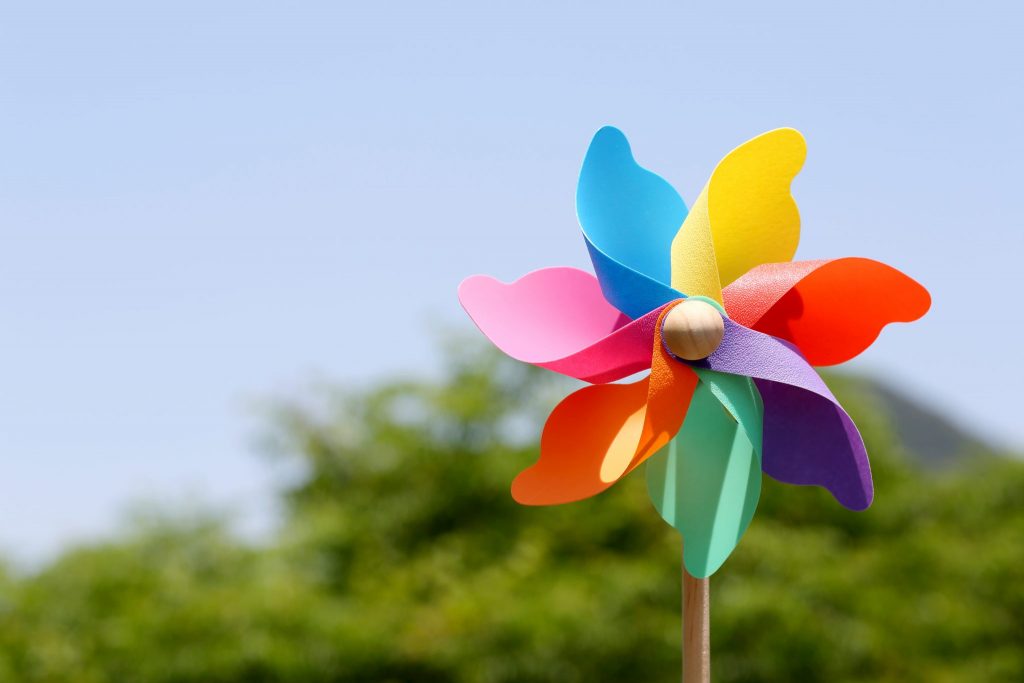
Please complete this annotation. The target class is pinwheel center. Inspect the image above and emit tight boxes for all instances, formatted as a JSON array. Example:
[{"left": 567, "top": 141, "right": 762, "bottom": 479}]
[{"left": 663, "top": 299, "right": 725, "bottom": 361}]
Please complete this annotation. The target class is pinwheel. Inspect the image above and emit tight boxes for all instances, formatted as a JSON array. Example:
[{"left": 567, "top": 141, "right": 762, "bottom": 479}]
[{"left": 458, "top": 127, "right": 929, "bottom": 680}]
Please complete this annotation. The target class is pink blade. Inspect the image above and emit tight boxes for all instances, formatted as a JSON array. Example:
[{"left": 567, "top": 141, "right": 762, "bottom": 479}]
[{"left": 458, "top": 267, "right": 665, "bottom": 383}]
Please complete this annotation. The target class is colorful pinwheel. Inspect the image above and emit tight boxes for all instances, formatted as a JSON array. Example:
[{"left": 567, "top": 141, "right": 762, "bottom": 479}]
[{"left": 458, "top": 127, "right": 930, "bottom": 579}]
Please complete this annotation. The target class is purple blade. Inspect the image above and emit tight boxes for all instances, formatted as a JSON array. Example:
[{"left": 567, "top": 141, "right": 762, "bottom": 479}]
[
  {"left": 753, "top": 378, "right": 871, "bottom": 510},
  {"left": 692, "top": 319, "right": 872, "bottom": 510}
]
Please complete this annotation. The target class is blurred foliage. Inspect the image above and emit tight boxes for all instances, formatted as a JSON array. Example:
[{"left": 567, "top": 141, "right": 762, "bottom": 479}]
[{"left": 0, "top": 339, "right": 1022, "bottom": 682}]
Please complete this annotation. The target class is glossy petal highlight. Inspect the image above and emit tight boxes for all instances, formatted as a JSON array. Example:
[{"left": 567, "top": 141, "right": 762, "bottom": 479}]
[
  {"left": 458, "top": 268, "right": 668, "bottom": 383},
  {"left": 722, "top": 257, "right": 931, "bottom": 366},
  {"left": 512, "top": 305, "right": 698, "bottom": 505},
  {"left": 578, "top": 126, "right": 688, "bottom": 318},
  {"left": 671, "top": 129, "right": 806, "bottom": 302}
]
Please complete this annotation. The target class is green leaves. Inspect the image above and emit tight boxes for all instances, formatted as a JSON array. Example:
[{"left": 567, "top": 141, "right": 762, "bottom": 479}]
[{"left": 0, "top": 346, "right": 1019, "bottom": 682}]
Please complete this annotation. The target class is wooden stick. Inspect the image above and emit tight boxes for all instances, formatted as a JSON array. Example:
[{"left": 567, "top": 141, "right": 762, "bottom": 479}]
[{"left": 683, "top": 545, "right": 710, "bottom": 683}]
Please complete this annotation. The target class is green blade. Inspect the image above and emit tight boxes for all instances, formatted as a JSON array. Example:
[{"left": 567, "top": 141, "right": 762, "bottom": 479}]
[{"left": 646, "top": 369, "right": 763, "bottom": 577}]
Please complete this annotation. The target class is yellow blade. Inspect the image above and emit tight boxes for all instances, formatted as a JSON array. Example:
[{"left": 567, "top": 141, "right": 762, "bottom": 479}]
[{"left": 671, "top": 128, "right": 806, "bottom": 303}]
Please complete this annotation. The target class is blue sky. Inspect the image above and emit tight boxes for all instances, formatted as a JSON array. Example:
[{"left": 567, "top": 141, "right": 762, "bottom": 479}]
[{"left": 1, "top": 1, "right": 1021, "bottom": 560}]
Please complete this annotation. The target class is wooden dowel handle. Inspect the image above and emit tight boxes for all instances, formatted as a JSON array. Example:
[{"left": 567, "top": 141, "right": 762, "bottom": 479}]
[{"left": 683, "top": 545, "right": 710, "bottom": 683}]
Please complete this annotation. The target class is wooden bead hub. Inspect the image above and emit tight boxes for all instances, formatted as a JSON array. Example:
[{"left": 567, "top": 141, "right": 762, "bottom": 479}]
[{"left": 662, "top": 300, "right": 725, "bottom": 361}]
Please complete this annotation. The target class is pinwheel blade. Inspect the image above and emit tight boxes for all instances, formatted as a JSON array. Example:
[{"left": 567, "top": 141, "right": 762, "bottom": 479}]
[
  {"left": 671, "top": 129, "right": 805, "bottom": 302},
  {"left": 512, "top": 306, "right": 698, "bottom": 504},
  {"left": 646, "top": 369, "right": 763, "bottom": 578},
  {"left": 459, "top": 267, "right": 668, "bottom": 383},
  {"left": 577, "top": 126, "right": 687, "bottom": 318},
  {"left": 722, "top": 257, "right": 931, "bottom": 366},
  {"left": 694, "top": 318, "right": 873, "bottom": 509}
]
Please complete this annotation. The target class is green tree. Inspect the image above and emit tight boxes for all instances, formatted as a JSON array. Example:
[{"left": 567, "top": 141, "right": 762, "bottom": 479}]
[{"left": 0, "top": 339, "right": 1020, "bottom": 682}]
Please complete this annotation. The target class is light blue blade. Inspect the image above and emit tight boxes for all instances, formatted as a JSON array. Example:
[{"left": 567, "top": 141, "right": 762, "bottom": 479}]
[
  {"left": 577, "top": 126, "right": 688, "bottom": 318},
  {"left": 646, "top": 369, "right": 763, "bottom": 578}
]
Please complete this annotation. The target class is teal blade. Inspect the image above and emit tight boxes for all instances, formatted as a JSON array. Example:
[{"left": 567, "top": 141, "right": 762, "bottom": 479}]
[{"left": 646, "top": 369, "right": 763, "bottom": 578}]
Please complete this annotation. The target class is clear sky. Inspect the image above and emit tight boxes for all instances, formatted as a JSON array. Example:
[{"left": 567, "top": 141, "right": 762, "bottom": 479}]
[{"left": 1, "top": 1, "right": 1021, "bottom": 561}]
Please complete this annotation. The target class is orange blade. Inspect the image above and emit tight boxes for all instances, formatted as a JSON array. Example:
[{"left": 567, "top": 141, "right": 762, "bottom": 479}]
[{"left": 512, "top": 304, "right": 698, "bottom": 505}]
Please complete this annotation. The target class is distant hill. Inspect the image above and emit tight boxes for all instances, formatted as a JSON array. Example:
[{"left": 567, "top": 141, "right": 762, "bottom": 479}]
[{"left": 826, "top": 373, "right": 1004, "bottom": 468}]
